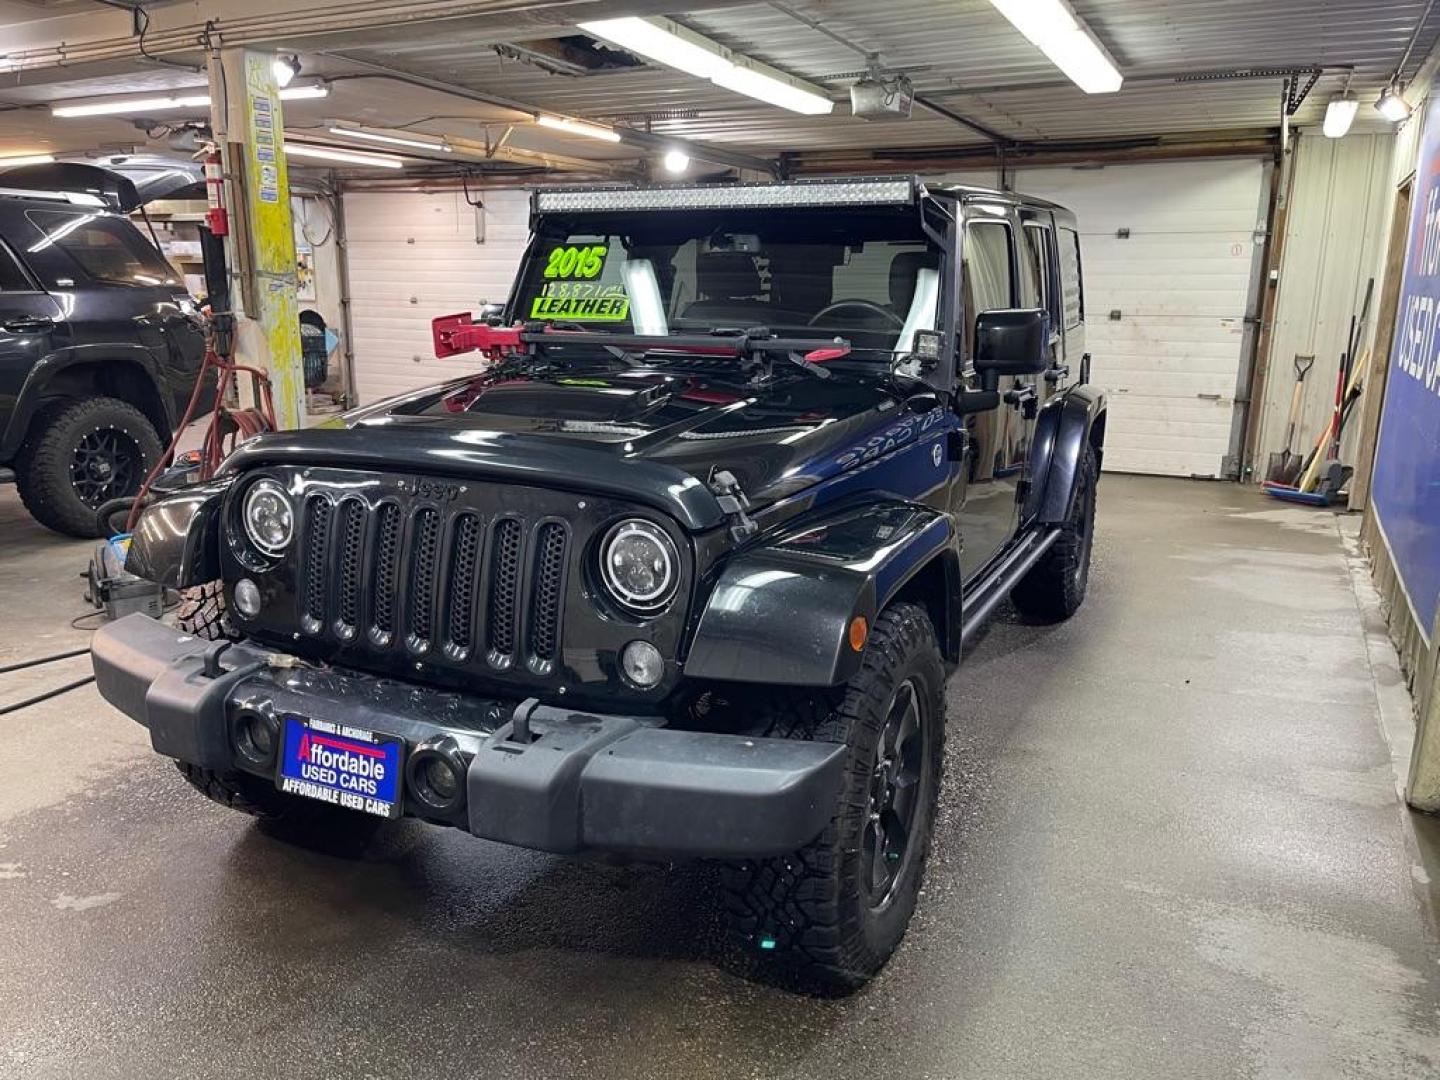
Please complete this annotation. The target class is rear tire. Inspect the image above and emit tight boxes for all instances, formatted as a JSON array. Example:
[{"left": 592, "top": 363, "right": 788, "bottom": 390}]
[
  {"left": 1010, "top": 444, "right": 1097, "bottom": 621},
  {"left": 719, "top": 602, "right": 945, "bottom": 994},
  {"left": 15, "top": 396, "right": 163, "bottom": 538}
]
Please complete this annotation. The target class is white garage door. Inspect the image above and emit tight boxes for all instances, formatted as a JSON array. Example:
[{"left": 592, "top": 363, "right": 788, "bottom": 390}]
[
  {"left": 344, "top": 188, "right": 531, "bottom": 404},
  {"left": 941, "top": 159, "right": 1269, "bottom": 477}
]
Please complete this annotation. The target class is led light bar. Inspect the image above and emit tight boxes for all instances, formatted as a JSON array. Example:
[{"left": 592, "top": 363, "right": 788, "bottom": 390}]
[
  {"left": 534, "top": 177, "right": 917, "bottom": 214},
  {"left": 51, "top": 83, "right": 328, "bottom": 118}
]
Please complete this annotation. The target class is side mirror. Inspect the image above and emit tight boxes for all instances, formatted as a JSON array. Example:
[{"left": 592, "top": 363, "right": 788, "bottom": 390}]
[{"left": 974, "top": 308, "right": 1049, "bottom": 386}]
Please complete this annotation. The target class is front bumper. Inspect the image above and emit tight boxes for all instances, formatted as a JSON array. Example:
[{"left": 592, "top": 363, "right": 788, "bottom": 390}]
[{"left": 92, "top": 614, "right": 845, "bottom": 859}]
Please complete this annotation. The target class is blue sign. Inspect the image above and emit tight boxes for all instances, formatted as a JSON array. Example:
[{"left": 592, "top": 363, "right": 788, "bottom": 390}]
[{"left": 1372, "top": 78, "right": 1440, "bottom": 638}]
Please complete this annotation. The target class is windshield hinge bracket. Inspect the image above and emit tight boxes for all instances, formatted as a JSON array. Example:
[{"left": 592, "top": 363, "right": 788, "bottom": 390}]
[{"left": 708, "top": 468, "right": 758, "bottom": 542}]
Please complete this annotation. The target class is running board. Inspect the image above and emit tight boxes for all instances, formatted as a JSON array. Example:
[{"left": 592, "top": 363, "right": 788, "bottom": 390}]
[{"left": 959, "top": 527, "right": 1061, "bottom": 648}]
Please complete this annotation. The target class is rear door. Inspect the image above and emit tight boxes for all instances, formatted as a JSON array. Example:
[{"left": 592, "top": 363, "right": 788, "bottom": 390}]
[{"left": 0, "top": 235, "right": 65, "bottom": 452}]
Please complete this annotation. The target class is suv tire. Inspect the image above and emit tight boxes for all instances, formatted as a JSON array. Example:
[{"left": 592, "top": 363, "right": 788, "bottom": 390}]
[
  {"left": 1011, "top": 444, "right": 1098, "bottom": 621},
  {"left": 15, "top": 396, "right": 163, "bottom": 538},
  {"left": 176, "top": 581, "right": 236, "bottom": 641},
  {"left": 720, "top": 602, "right": 945, "bottom": 994}
]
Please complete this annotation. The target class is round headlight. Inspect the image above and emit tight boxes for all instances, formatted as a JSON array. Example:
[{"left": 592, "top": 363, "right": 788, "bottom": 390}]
[
  {"left": 599, "top": 519, "right": 679, "bottom": 613},
  {"left": 242, "top": 479, "right": 294, "bottom": 556}
]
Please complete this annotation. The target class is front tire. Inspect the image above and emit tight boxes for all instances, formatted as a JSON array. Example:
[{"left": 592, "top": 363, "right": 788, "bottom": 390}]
[
  {"left": 720, "top": 602, "right": 945, "bottom": 994},
  {"left": 15, "top": 396, "right": 163, "bottom": 538},
  {"left": 1010, "top": 444, "right": 1098, "bottom": 621}
]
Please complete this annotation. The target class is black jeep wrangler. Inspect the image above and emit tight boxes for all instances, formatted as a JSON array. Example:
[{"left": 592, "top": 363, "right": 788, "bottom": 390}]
[
  {"left": 93, "top": 176, "right": 1104, "bottom": 992},
  {"left": 0, "top": 182, "right": 205, "bottom": 536}
]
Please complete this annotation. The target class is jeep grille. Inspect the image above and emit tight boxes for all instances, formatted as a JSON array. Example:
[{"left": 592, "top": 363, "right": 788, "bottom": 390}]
[{"left": 296, "top": 491, "right": 571, "bottom": 672}]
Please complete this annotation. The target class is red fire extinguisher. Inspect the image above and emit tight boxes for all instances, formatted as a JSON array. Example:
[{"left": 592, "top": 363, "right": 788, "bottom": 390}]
[{"left": 203, "top": 150, "right": 228, "bottom": 237}]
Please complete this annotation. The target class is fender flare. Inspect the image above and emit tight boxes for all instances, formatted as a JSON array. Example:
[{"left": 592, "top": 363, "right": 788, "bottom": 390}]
[
  {"left": 124, "top": 479, "right": 232, "bottom": 588},
  {"left": 0, "top": 345, "right": 172, "bottom": 459},
  {"left": 683, "top": 499, "right": 958, "bottom": 687},
  {"left": 1024, "top": 384, "right": 1106, "bottom": 525}
]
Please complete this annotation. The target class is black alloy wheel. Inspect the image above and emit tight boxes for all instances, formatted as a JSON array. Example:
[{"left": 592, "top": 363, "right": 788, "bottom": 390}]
[
  {"left": 70, "top": 425, "right": 144, "bottom": 507},
  {"left": 862, "top": 677, "right": 926, "bottom": 911}
]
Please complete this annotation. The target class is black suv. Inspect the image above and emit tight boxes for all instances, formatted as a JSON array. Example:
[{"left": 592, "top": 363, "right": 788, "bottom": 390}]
[
  {"left": 0, "top": 184, "right": 205, "bottom": 536},
  {"left": 94, "top": 176, "right": 1105, "bottom": 992}
]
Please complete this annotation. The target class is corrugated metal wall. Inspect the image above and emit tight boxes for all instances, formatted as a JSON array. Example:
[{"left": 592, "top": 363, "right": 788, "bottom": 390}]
[
  {"left": 1254, "top": 133, "right": 1395, "bottom": 473},
  {"left": 344, "top": 188, "right": 531, "bottom": 403}
]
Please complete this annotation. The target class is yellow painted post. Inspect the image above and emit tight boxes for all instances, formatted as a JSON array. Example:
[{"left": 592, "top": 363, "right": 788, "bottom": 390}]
[{"left": 208, "top": 48, "right": 304, "bottom": 430}]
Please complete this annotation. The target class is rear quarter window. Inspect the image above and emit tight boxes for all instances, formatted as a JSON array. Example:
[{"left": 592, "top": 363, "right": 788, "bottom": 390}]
[
  {"left": 1058, "top": 226, "right": 1083, "bottom": 329},
  {"left": 24, "top": 210, "right": 178, "bottom": 288}
]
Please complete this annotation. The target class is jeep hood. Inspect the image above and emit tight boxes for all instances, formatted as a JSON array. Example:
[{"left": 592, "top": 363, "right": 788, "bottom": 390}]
[{"left": 229, "top": 362, "right": 909, "bottom": 524}]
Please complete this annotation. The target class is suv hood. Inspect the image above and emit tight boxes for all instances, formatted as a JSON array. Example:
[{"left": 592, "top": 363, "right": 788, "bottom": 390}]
[{"left": 246, "top": 360, "right": 912, "bottom": 518}]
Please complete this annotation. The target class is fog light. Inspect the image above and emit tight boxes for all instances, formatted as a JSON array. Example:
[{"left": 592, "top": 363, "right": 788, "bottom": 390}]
[
  {"left": 234, "top": 577, "right": 261, "bottom": 618},
  {"left": 232, "top": 709, "right": 279, "bottom": 767},
  {"left": 621, "top": 640, "right": 664, "bottom": 688},
  {"left": 406, "top": 739, "right": 467, "bottom": 814}
]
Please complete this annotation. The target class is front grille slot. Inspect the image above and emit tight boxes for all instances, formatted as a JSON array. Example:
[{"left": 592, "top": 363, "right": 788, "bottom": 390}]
[
  {"left": 407, "top": 508, "right": 441, "bottom": 652},
  {"left": 293, "top": 484, "right": 572, "bottom": 675},
  {"left": 335, "top": 500, "right": 365, "bottom": 639},
  {"left": 528, "top": 523, "right": 567, "bottom": 663},
  {"left": 302, "top": 495, "right": 332, "bottom": 630},
  {"left": 370, "top": 503, "right": 401, "bottom": 644},
  {"left": 445, "top": 513, "right": 482, "bottom": 655},
  {"left": 487, "top": 518, "right": 523, "bottom": 663}
]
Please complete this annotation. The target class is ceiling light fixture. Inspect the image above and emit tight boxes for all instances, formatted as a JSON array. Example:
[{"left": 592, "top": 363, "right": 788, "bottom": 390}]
[
  {"left": 272, "top": 54, "right": 301, "bottom": 88},
  {"left": 986, "top": 0, "right": 1123, "bottom": 94},
  {"left": 536, "top": 115, "right": 623, "bottom": 143},
  {"left": 1375, "top": 85, "right": 1413, "bottom": 123},
  {"left": 51, "top": 83, "right": 328, "bottom": 118},
  {"left": 328, "top": 126, "right": 452, "bottom": 153},
  {"left": 1322, "top": 95, "right": 1359, "bottom": 138},
  {"left": 284, "top": 143, "right": 403, "bottom": 168},
  {"left": 0, "top": 153, "right": 58, "bottom": 168},
  {"left": 661, "top": 149, "right": 689, "bottom": 174},
  {"left": 578, "top": 16, "right": 833, "bottom": 115}
]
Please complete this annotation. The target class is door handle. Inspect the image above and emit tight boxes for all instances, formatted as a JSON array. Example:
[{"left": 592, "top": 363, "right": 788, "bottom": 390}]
[
  {"left": 3, "top": 317, "right": 54, "bottom": 333},
  {"left": 1043, "top": 365, "right": 1070, "bottom": 384}
]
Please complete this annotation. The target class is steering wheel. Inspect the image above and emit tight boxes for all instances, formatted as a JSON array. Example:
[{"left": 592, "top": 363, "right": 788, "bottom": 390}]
[{"left": 808, "top": 299, "right": 905, "bottom": 329}]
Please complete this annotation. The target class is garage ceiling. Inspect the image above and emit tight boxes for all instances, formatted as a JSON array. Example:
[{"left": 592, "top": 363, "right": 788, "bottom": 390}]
[{"left": 0, "top": 0, "right": 1437, "bottom": 174}]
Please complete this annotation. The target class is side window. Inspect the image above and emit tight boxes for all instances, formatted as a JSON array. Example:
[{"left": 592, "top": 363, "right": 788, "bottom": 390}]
[
  {"left": 1021, "top": 224, "right": 1054, "bottom": 316},
  {"left": 1058, "top": 226, "right": 1084, "bottom": 329},
  {"left": 0, "top": 242, "right": 32, "bottom": 292},
  {"left": 25, "top": 210, "right": 177, "bottom": 288}
]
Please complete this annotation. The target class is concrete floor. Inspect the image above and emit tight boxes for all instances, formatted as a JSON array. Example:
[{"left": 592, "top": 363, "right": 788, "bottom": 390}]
[{"left": 0, "top": 475, "right": 1437, "bottom": 1080}]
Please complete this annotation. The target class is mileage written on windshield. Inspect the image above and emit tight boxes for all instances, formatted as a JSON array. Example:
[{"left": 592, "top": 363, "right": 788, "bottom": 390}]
[{"left": 530, "top": 281, "right": 631, "bottom": 321}]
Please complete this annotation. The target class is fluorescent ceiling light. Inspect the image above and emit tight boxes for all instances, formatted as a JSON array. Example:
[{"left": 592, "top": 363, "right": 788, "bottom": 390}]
[
  {"left": 1375, "top": 86, "right": 1412, "bottom": 122},
  {"left": 51, "top": 83, "right": 327, "bottom": 118},
  {"left": 661, "top": 149, "right": 689, "bottom": 174},
  {"left": 0, "top": 153, "right": 57, "bottom": 168},
  {"left": 987, "top": 0, "right": 1123, "bottom": 94},
  {"left": 284, "top": 143, "right": 403, "bottom": 168},
  {"left": 1323, "top": 96, "right": 1359, "bottom": 138},
  {"left": 328, "top": 126, "right": 451, "bottom": 152},
  {"left": 713, "top": 64, "right": 832, "bottom": 115},
  {"left": 578, "top": 15, "right": 834, "bottom": 115},
  {"left": 536, "top": 115, "right": 622, "bottom": 143}
]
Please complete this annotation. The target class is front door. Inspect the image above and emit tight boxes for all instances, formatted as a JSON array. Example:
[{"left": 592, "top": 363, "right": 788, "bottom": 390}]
[{"left": 0, "top": 238, "right": 65, "bottom": 454}]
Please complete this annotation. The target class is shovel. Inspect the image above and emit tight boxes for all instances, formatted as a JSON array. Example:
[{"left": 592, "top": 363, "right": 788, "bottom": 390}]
[{"left": 1267, "top": 353, "right": 1314, "bottom": 485}]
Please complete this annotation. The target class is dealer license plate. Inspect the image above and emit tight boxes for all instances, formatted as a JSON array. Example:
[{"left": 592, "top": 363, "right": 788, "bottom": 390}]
[{"left": 277, "top": 716, "right": 404, "bottom": 820}]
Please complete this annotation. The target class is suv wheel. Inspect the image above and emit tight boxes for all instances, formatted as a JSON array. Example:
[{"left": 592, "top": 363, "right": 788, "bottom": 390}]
[
  {"left": 1010, "top": 444, "right": 1098, "bottom": 621},
  {"left": 15, "top": 396, "right": 163, "bottom": 538},
  {"left": 719, "top": 602, "right": 945, "bottom": 994}
]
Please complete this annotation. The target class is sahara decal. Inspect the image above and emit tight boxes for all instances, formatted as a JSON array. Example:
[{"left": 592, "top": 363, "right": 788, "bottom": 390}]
[
  {"left": 530, "top": 281, "right": 630, "bottom": 321},
  {"left": 833, "top": 406, "right": 946, "bottom": 472}
]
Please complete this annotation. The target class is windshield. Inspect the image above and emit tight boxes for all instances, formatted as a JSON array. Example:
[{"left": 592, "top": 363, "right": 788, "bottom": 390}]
[{"left": 512, "top": 207, "right": 942, "bottom": 358}]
